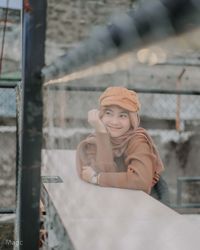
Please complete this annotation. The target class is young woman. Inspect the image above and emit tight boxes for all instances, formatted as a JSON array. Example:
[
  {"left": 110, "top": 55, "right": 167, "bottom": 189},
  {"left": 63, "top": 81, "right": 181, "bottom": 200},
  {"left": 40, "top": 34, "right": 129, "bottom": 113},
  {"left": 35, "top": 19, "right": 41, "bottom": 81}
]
[{"left": 76, "top": 86, "right": 165, "bottom": 195}]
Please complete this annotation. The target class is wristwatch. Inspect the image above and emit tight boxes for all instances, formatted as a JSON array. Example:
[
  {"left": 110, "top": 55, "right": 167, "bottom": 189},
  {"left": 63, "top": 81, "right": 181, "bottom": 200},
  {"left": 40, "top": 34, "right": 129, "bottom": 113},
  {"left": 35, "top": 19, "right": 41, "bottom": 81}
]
[
  {"left": 91, "top": 173, "right": 97, "bottom": 184},
  {"left": 91, "top": 173, "right": 99, "bottom": 185}
]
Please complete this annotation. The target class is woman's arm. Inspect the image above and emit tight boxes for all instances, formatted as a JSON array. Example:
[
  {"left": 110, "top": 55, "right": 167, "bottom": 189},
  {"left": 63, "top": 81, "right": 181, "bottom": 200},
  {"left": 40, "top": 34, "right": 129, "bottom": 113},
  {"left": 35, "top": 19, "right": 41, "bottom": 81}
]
[
  {"left": 76, "top": 132, "right": 117, "bottom": 174},
  {"left": 87, "top": 109, "right": 116, "bottom": 172},
  {"left": 95, "top": 132, "right": 116, "bottom": 172},
  {"left": 76, "top": 132, "right": 116, "bottom": 181},
  {"left": 97, "top": 142, "right": 154, "bottom": 193}
]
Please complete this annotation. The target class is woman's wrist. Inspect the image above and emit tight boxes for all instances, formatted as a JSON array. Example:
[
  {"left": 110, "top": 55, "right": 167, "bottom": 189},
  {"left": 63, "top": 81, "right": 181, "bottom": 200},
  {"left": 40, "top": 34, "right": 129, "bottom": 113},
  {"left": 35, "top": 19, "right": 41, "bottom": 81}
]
[
  {"left": 95, "top": 125, "right": 107, "bottom": 133},
  {"left": 91, "top": 173, "right": 98, "bottom": 184},
  {"left": 91, "top": 173, "right": 100, "bottom": 185}
]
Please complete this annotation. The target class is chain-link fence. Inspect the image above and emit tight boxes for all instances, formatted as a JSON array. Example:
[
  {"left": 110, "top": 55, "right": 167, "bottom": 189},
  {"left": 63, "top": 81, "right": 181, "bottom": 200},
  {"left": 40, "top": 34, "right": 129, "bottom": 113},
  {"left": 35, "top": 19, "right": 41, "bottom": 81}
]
[
  {"left": 0, "top": 85, "right": 17, "bottom": 210},
  {"left": 43, "top": 87, "right": 200, "bottom": 144},
  {"left": 43, "top": 85, "right": 200, "bottom": 207}
]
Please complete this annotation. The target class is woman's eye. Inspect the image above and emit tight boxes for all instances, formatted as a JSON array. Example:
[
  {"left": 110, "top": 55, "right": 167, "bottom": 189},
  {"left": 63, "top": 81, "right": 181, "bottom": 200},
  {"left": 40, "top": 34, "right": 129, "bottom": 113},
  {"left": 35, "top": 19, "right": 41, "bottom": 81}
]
[
  {"left": 120, "top": 113, "right": 128, "bottom": 118},
  {"left": 105, "top": 110, "right": 112, "bottom": 115}
]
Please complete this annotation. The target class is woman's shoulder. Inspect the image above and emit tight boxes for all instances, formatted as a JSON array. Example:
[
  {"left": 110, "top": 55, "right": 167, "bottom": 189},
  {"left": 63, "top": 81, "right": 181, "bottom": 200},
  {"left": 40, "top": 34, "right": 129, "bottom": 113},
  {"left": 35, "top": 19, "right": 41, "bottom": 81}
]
[
  {"left": 130, "top": 127, "right": 150, "bottom": 141},
  {"left": 126, "top": 128, "right": 152, "bottom": 150}
]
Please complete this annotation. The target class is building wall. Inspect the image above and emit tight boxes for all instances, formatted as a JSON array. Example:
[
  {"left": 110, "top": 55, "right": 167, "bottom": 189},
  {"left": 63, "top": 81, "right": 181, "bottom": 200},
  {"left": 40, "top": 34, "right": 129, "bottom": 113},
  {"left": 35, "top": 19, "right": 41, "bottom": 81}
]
[{"left": 46, "top": 0, "right": 133, "bottom": 45}]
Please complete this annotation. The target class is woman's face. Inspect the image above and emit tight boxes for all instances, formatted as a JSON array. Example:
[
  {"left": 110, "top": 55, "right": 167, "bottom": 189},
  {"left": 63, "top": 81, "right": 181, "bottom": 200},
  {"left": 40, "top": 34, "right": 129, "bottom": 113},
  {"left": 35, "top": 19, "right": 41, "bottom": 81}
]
[{"left": 101, "top": 105, "right": 131, "bottom": 137}]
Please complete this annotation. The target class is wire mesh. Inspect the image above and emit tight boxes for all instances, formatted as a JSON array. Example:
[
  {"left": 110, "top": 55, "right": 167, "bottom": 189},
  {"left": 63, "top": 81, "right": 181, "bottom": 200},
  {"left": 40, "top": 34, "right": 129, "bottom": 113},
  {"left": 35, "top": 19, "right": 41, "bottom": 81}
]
[
  {"left": 0, "top": 87, "right": 17, "bottom": 209},
  {"left": 0, "top": 6, "right": 21, "bottom": 75},
  {"left": 0, "top": 88, "right": 16, "bottom": 117},
  {"left": 0, "top": 3, "right": 21, "bottom": 249}
]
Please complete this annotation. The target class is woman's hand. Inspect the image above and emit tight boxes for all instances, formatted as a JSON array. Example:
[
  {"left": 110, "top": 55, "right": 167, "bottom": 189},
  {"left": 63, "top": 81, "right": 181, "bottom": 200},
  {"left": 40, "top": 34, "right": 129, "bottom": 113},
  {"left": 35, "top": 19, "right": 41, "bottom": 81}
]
[
  {"left": 88, "top": 109, "right": 107, "bottom": 133},
  {"left": 82, "top": 166, "right": 98, "bottom": 184}
]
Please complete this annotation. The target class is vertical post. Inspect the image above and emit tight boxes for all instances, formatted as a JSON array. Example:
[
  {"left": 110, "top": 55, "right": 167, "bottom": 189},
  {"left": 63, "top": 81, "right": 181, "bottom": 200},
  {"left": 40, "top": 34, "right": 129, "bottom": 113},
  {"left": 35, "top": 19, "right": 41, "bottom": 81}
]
[
  {"left": 16, "top": 1, "right": 47, "bottom": 249},
  {"left": 176, "top": 178, "right": 182, "bottom": 206},
  {"left": 175, "top": 68, "right": 185, "bottom": 132}
]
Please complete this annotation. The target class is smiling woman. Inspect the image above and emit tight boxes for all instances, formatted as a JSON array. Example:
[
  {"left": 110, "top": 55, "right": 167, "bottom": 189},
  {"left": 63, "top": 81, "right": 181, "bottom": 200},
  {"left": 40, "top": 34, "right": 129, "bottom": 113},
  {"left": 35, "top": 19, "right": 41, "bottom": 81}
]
[{"left": 76, "top": 86, "right": 167, "bottom": 200}]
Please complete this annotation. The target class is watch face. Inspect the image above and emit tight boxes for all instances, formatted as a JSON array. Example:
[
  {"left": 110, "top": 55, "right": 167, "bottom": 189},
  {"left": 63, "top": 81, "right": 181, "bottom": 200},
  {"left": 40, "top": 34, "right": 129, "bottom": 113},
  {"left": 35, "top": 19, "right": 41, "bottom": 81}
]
[{"left": 91, "top": 175, "right": 97, "bottom": 184}]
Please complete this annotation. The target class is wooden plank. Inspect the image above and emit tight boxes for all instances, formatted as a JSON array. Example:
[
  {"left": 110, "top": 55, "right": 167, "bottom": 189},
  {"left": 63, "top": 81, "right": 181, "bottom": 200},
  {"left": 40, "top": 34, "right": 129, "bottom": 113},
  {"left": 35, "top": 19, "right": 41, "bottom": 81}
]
[
  {"left": 42, "top": 150, "right": 200, "bottom": 250},
  {"left": 63, "top": 64, "right": 200, "bottom": 90}
]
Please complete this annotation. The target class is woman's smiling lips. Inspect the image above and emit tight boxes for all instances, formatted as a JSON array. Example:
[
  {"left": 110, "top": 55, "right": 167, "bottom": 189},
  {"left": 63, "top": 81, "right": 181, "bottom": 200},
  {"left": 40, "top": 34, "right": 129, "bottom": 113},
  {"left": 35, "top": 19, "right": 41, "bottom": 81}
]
[{"left": 107, "top": 126, "right": 122, "bottom": 131}]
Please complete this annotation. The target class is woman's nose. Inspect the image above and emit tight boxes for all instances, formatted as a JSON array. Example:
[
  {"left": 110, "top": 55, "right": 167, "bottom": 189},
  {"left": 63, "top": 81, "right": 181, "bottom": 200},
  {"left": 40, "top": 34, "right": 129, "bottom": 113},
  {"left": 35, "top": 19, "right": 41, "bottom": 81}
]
[{"left": 110, "top": 116, "right": 119, "bottom": 125}]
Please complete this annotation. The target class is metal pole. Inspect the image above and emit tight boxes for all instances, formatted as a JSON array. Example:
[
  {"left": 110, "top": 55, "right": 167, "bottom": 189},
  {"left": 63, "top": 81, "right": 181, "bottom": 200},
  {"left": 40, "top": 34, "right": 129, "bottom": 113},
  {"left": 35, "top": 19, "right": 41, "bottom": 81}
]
[
  {"left": 16, "top": 1, "right": 47, "bottom": 249},
  {"left": 46, "top": 85, "right": 200, "bottom": 96}
]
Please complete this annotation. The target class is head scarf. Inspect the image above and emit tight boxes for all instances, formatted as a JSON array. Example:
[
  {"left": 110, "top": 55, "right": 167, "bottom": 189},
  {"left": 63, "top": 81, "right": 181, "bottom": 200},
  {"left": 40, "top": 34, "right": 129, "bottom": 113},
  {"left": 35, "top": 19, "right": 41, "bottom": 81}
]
[
  {"left": 98, "top": 106, "right": 140, "bottom": 157},
  {"left": 98, "top": 87, "right": 141, "bottom": 157}
]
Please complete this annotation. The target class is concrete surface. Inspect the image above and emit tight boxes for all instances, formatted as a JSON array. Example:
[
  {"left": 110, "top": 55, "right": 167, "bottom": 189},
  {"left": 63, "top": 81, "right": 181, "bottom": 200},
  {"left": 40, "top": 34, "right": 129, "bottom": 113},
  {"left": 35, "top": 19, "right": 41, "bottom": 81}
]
[{"left": 42, "top": 149, "right": 200, "bottom": 250}]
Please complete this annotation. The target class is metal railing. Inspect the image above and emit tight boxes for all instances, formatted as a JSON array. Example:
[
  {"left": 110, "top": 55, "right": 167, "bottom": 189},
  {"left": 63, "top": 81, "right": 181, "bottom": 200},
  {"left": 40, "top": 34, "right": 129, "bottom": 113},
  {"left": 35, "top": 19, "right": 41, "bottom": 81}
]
[{"left": 176, "top": 176, "right": 200, "bottom": 208}]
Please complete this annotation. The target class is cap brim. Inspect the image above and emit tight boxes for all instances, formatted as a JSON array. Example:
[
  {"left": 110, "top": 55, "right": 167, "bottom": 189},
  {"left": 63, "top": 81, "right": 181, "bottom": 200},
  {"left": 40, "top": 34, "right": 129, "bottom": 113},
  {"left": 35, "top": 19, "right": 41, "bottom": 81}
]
[{"left": 101, "top": 99, "right": 138, "bottom": 112}]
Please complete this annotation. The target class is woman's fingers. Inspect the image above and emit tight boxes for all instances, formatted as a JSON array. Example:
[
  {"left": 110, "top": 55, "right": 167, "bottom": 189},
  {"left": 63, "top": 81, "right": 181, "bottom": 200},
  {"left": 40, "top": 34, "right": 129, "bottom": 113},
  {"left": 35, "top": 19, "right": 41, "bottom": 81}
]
[
  {"left": 82, "top": 166, "right": 96, "bottom": 183},
  {"left": 88, "top": 109, "right": 99, "bottom": 124},
  {"left": 88, "top": 109, "right": 107, "bottom": 133}
]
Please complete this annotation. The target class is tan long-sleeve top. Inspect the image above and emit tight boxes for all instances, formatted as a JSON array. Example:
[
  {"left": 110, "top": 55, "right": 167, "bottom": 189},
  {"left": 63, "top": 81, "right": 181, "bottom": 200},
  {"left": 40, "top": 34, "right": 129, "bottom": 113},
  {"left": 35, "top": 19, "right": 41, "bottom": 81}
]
[{"left": 76, "top": 131, "right": 164, "bottom": 194}]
